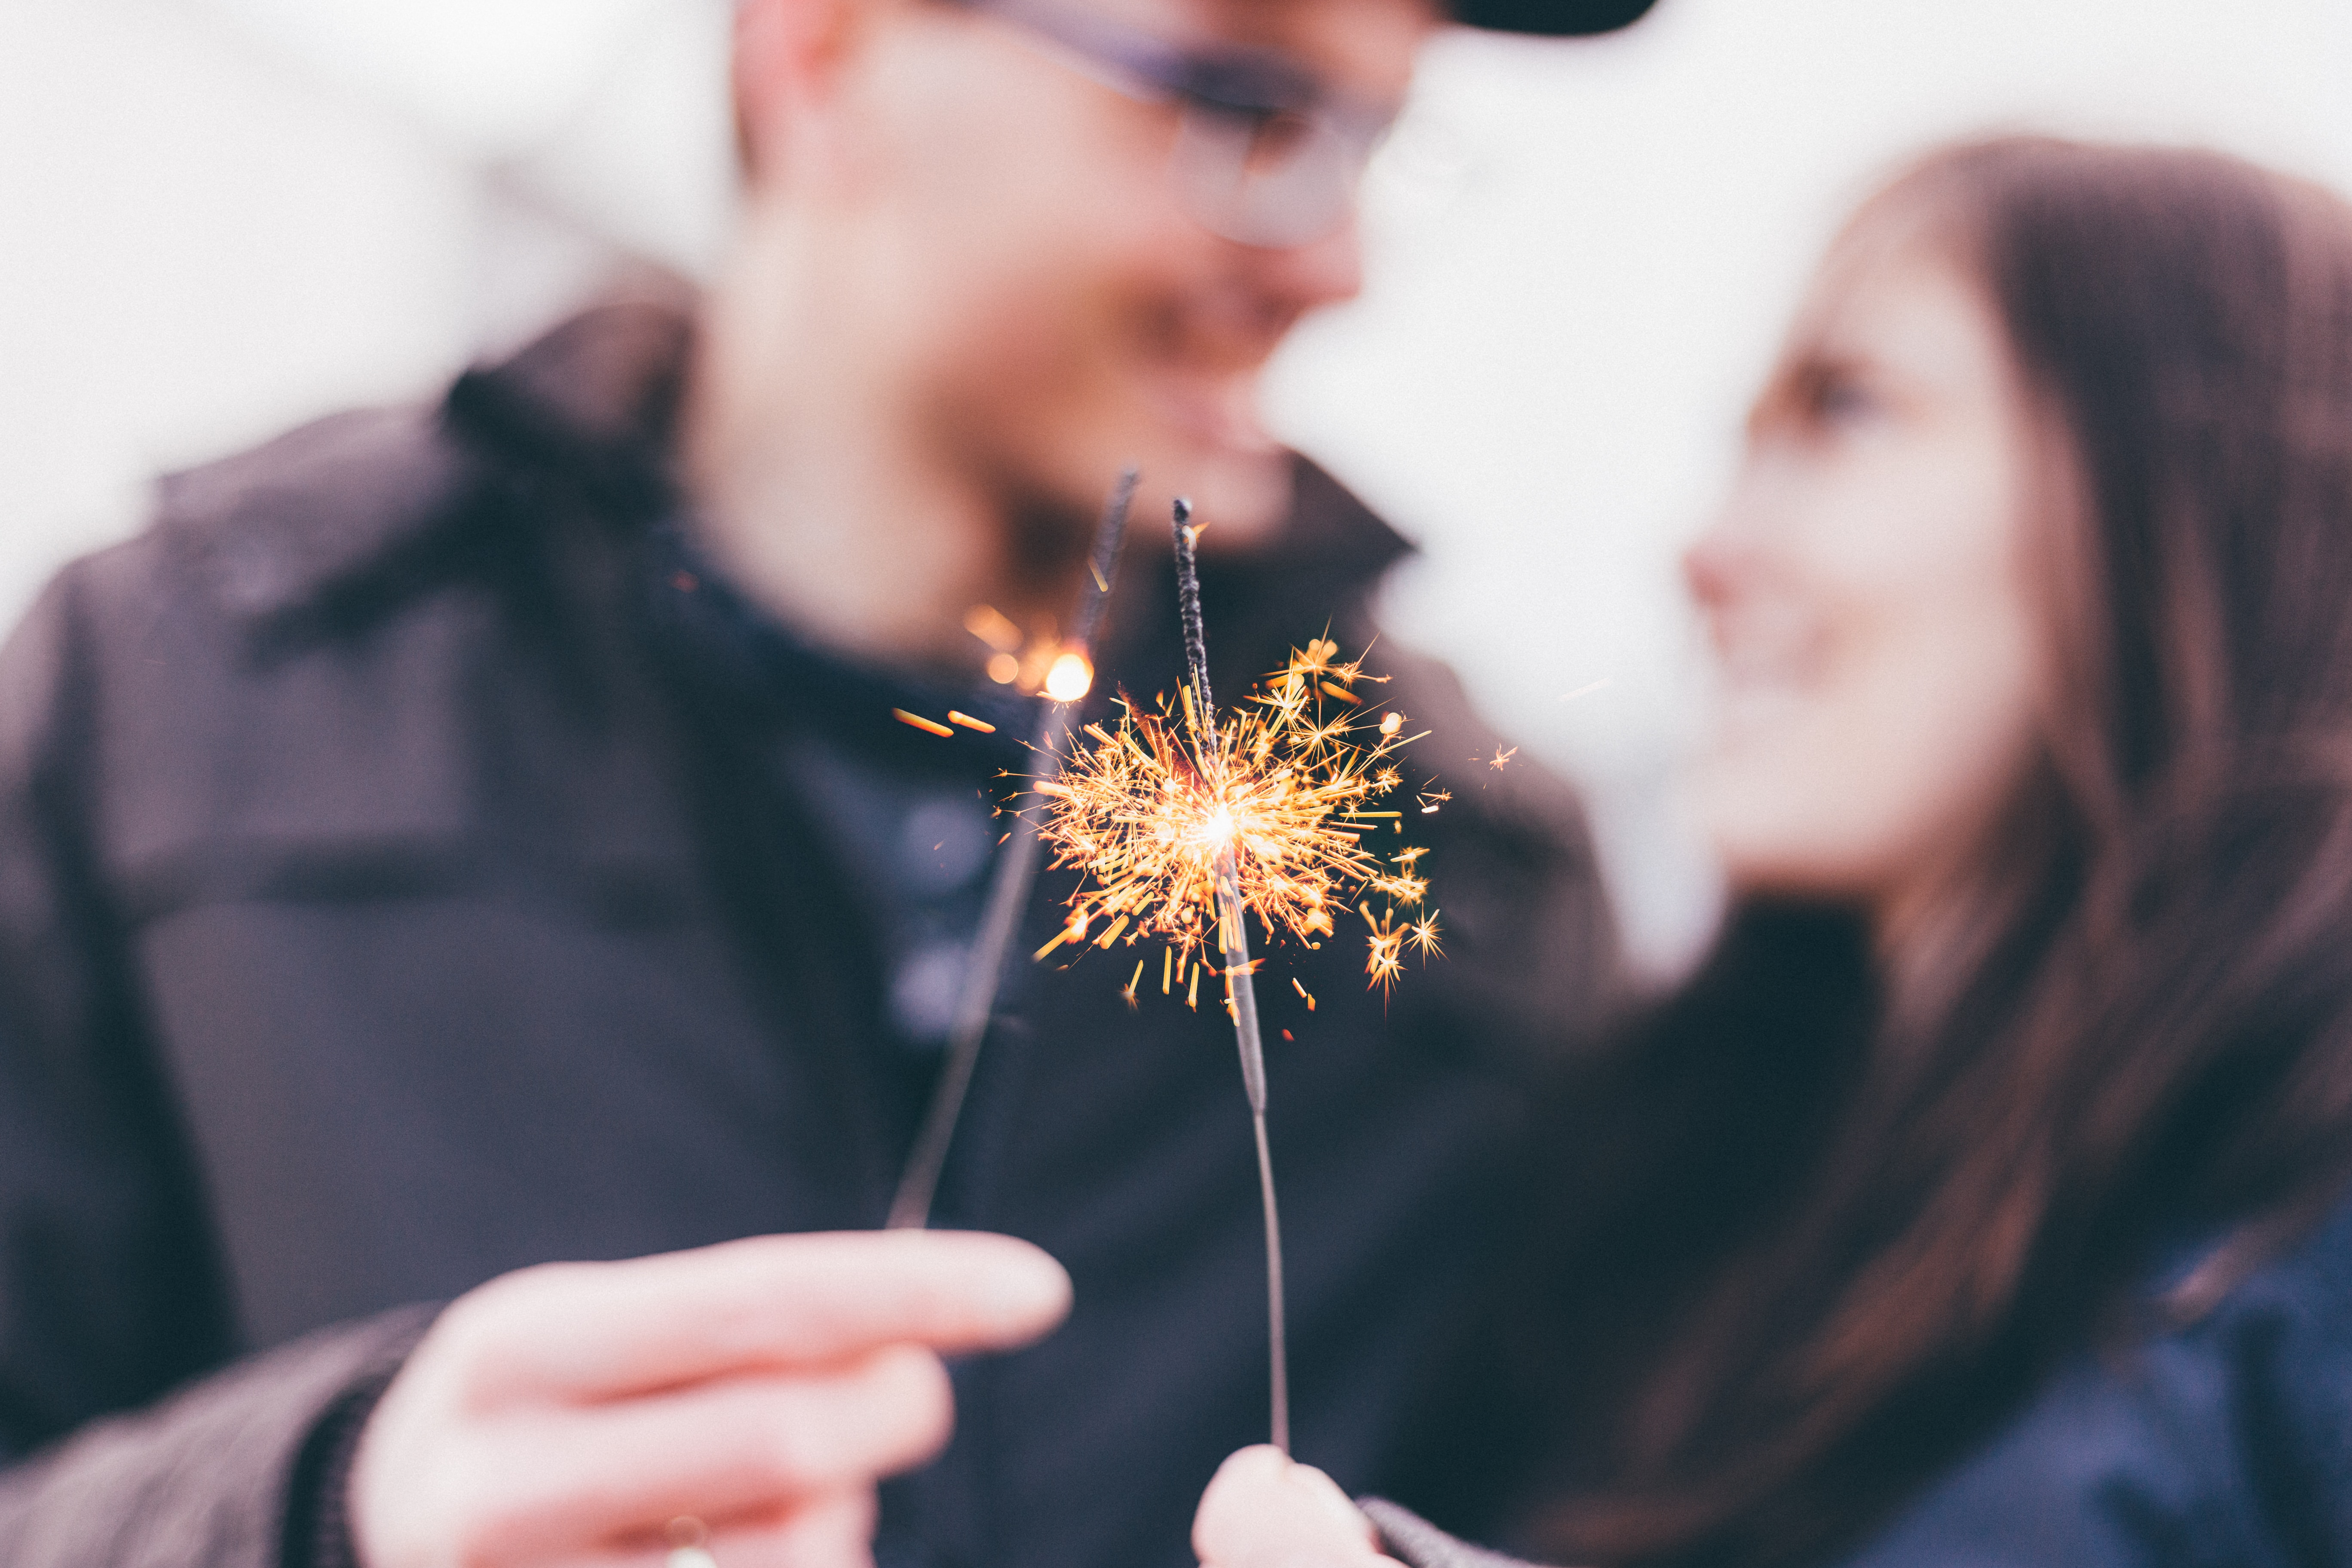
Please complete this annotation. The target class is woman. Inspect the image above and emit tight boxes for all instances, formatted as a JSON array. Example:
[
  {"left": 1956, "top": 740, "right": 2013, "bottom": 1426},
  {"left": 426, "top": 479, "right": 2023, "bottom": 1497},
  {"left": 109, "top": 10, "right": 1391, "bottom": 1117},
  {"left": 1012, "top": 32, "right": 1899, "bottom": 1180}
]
[{"left": 1194, "top": 137, "right": 2352, "bottom": 1568}]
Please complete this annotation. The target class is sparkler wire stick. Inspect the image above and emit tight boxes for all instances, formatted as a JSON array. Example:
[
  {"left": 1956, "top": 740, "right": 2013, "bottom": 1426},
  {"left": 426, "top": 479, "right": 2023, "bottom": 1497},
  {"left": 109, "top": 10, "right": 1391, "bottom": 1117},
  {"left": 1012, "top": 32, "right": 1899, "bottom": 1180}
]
[
  {"left": 1172, "top": 497, "right": 1291, "bottom": 1457},
  {"left": 886, "top": 468, "right": 1139, "bottom": 1232}
]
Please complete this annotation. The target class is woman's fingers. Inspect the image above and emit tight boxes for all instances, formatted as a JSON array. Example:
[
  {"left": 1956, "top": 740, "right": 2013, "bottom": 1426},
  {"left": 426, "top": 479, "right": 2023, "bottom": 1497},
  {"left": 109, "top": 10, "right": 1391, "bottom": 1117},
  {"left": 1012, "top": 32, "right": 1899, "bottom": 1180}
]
[{"left": 1193, "top": 1446, "right": 1401, "bottom": 1568}]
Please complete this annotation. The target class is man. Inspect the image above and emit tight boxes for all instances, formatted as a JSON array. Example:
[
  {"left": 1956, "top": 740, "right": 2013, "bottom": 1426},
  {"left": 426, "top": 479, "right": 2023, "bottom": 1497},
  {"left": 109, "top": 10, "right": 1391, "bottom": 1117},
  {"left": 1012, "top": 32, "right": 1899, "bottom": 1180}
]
[{"left": 0, "top": 0, "right": 1648, "bottom": 1563}]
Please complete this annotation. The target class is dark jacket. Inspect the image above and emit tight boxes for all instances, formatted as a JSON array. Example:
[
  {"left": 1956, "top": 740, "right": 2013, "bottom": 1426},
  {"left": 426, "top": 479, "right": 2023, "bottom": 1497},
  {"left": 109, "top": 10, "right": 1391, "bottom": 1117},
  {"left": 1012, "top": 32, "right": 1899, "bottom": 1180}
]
[
  {"left": 1366, "top": 1193, "right": 2352, "bottom": 1568},
  {"left": 0, "top": 298, "right": 1618, "bottom": 1568}
]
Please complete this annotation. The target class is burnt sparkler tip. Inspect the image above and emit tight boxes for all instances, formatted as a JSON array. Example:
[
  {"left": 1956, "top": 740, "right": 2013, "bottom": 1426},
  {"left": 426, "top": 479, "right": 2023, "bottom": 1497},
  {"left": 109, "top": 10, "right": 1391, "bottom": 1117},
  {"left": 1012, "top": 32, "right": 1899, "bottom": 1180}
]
[{"left": 1174, "top": 497, "right": 1208, "bottom": 551}]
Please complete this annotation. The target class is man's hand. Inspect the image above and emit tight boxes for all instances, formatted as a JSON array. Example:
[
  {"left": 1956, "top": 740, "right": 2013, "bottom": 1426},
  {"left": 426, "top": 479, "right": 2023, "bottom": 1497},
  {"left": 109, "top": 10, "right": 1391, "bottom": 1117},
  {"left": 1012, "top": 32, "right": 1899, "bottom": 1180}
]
[
  {"left": 1193, "top": 1446, "right": 1405, "bottom": 1568},
  {"left": 349, "top": 1230, "right": 1070, "bottom": 1568}
]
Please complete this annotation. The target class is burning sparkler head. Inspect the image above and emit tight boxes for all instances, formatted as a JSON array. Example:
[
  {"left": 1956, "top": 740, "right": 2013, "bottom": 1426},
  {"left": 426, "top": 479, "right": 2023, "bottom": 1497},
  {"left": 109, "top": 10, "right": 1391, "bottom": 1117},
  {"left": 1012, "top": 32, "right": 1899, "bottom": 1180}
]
[{"left": 1035, "top": 642, "right": 1442, "bottom": 992}]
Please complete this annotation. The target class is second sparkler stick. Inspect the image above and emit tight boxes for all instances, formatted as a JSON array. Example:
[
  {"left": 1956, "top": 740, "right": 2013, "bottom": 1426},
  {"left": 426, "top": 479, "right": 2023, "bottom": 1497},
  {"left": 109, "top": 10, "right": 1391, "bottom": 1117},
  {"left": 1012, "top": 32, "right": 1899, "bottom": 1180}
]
[
  {"left": 1172, "top": 497, "right": 1291, "bottom": 1457},
  {"left": 887, "top": 468, "right": 1139, "bottom": 1232}
]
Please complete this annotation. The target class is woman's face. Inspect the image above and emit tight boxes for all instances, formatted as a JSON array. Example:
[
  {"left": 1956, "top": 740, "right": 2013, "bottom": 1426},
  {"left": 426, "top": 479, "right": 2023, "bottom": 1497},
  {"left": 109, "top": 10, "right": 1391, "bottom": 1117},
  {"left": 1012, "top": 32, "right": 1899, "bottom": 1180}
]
[{"left": 1686, "top": 239, "right": 2050, "bottom": 916}]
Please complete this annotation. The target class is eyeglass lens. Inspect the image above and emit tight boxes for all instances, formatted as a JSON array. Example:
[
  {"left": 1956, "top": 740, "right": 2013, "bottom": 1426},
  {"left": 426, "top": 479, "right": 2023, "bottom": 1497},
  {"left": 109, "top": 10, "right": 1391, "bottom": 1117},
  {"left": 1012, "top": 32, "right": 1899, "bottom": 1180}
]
[{"left": 1170, "top": 108, "right": 1371, "bottom": 249}]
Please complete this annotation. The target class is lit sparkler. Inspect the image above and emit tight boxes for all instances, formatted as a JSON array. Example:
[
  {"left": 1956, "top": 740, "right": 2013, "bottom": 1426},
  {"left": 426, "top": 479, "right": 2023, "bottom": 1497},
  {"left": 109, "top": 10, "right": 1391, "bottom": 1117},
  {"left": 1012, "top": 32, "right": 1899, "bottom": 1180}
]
[
  {"left": 1032, "top": 499, "right": 1440, "bottom": 1455},
  {"left": 1031, "top": 633, "right": 1438, "bottom": 992}
]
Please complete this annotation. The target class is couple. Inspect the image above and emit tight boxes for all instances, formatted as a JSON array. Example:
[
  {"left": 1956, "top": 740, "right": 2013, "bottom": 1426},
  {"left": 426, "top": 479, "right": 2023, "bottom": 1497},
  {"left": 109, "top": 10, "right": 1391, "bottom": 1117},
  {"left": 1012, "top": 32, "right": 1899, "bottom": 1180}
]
[{"left": 5, "top": 3, "right": 2352, "bottom": 1568}]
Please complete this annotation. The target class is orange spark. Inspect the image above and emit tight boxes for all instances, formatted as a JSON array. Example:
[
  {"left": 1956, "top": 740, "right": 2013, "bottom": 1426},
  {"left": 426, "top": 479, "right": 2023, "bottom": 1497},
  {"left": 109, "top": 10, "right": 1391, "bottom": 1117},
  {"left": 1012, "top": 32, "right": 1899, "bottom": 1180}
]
[{"left": 964, "top": 604, "right": 1025, "bottom": 653}]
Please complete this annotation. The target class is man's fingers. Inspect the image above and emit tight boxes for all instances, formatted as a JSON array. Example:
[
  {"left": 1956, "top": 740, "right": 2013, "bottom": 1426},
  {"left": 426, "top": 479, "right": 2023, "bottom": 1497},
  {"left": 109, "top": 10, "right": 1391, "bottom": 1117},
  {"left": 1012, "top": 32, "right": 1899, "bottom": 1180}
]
[
  {"left": 755, "top": 1490, "right": 879, "bottom": 1568},
  {"left": 584, "top": 1492, "right": 879, "bottom": 1568},
  {"left": 453, "top": 1231, "right": 1071, "bottom": 1401},
  {"left": 352, "top": 1234, "right": 1066, "bottom": 1568},
  {"left": 477, "top": 1347, "right": 951, "bottom": 1547}
]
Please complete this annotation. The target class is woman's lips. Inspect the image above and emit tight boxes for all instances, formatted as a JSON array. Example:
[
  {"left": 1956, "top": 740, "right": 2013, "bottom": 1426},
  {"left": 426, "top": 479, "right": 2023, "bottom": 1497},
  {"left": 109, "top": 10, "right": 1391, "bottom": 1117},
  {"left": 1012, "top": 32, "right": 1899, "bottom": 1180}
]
[{"left": 1708, "top": 605, "right": 1830, "bottom": 737}]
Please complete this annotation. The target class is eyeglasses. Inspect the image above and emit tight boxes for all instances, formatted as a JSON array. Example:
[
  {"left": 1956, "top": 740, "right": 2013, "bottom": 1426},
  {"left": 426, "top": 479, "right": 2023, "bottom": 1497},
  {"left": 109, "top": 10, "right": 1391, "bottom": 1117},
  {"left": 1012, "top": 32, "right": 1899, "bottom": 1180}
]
[{"left": 958, "top": 0, "right": 1396, "bottom": 249}]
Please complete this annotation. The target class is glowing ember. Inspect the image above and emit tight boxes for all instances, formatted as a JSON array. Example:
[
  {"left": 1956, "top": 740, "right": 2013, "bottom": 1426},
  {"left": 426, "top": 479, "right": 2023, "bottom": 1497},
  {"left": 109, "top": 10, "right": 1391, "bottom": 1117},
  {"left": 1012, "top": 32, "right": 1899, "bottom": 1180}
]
[
  {"left": 893, "top": 708, "right": 955, "bottom": 738},
  {"left": 1044, "top": 651, "right": 1096, "bottom": 704},
  {"left": 1035, "top": 642, "right": 1440, "bottom": 991}
]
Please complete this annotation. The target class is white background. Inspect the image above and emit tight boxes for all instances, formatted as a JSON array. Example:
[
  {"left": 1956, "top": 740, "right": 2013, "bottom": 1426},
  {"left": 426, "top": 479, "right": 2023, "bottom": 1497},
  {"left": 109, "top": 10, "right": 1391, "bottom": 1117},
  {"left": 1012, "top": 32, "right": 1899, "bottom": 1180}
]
[{"left": 6, "top": 0, "right": 2351, "bottom": 971}]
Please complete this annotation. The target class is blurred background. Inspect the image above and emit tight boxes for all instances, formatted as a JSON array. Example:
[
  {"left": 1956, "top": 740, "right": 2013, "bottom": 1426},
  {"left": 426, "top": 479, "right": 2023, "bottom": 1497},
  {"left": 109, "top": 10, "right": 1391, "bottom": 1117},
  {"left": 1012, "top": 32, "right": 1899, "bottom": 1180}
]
[{"left": 6, "top": 0, "right": 2351, "bottom": 976}]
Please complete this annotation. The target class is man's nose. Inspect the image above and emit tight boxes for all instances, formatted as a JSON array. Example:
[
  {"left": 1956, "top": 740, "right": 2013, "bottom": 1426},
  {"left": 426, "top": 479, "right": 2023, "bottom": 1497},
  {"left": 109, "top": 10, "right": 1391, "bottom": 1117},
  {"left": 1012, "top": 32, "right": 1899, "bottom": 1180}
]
[{"left": 1256, "top": 205, "right": 1366, "bottom": 314}]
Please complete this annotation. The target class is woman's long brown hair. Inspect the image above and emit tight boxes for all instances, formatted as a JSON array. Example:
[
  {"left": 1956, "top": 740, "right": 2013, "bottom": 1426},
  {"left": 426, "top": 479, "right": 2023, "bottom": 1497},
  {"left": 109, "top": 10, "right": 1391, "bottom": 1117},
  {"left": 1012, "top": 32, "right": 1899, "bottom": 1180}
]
[{"left": 1496, "top": 139, "right": 2352, "bottom": 1568}]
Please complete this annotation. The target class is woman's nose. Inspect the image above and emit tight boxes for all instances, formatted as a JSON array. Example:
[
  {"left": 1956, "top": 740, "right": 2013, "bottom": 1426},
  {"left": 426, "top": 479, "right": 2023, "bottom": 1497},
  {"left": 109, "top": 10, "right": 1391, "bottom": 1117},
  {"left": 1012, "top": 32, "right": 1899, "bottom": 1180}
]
[
  {"left": 1683, "top": 514, "right": 1745, "bottom": 611},
  {"left": 1684, "top": 461, "right": 1782, "bottom": 612}
]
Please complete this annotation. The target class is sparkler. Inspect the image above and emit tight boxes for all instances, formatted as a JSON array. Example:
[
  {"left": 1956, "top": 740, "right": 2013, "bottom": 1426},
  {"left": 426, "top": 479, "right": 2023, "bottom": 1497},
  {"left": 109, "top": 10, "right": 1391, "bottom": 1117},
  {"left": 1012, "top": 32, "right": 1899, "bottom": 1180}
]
[
  {"left": 885, "top": 468, "right": 1138, "bottom": 1232},
  {"left": 1030, "top": 499, "right": 1441, "bottom": 1455},
  {"left": 1174, "top": 499, "right": 1293, "bottom": 1455},
  {"left": 1031, "top": 605, "right": 1436, "bottom": 993}
]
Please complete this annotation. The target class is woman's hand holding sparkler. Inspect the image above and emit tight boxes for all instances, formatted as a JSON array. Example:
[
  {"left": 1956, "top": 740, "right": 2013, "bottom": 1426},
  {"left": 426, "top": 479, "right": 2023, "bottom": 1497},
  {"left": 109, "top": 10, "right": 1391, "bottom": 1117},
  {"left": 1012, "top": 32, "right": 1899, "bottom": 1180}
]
[
  {"left": 1193, "top": 1446, "right": 1404, "bottom": 1568},
  {"left": 348, "top": 1231, "right": 1070, "bottom": 1568}
]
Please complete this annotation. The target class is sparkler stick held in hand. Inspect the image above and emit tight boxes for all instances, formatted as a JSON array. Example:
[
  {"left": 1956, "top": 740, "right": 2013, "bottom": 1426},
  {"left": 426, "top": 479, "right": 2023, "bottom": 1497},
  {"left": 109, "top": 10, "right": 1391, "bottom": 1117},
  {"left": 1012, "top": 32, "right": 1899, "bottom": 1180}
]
[
  {"left": 886, "top": 467, "right": 1139, "bottom": 1232},
  {"left": 1173, "top": 496, "right": 1292, "bottom": 1456}
]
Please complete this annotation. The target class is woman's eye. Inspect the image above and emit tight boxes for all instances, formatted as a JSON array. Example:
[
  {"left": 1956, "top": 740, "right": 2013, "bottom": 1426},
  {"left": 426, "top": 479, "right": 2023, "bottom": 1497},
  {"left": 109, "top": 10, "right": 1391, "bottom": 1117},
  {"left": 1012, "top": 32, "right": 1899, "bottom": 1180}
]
[
  {"left": 1747, "top": 362, "right": 1884, "bottom": 449},
  {"left": 1809, "top": 371, "right": 1878, "bottom": 427}
]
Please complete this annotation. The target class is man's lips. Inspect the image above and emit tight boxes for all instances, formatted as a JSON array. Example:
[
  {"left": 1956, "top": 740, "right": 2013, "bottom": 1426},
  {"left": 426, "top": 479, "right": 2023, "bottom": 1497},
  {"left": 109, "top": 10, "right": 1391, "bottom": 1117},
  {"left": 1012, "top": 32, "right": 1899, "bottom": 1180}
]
[{"left": 1141, "top": 370, "right": 1279, "bottom": 455}]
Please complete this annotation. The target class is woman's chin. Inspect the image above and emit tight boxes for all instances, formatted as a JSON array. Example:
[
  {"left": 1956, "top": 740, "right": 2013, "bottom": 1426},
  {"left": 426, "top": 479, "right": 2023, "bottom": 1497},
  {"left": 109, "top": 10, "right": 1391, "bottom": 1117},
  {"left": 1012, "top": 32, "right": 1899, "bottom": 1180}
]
[{"left": 1700, "top": 787, "right": 1888, "bottom": 906}]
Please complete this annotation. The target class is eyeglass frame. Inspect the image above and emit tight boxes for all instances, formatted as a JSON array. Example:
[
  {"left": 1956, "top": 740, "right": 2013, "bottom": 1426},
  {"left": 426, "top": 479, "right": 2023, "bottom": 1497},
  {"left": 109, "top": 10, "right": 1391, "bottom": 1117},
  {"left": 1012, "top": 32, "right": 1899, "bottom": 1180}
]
[{"left": 951, "top": 0, "right": 1400, "bottom": 249}]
